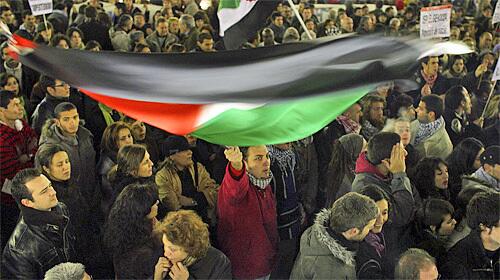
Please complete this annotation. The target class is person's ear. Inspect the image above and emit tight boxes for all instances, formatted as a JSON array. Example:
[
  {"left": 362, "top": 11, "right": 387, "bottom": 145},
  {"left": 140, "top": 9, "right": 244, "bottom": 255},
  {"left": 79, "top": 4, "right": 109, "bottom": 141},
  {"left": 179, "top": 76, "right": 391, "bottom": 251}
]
[
  {"left": 42, "top": 165, "right": 51, "bottom": 175},
  {"left": 46, "top": 86, "right": 55, "bottom": 96},
  {"left": 21, "top": 198, "right": 33, "bottom": 208},
  {"left": 429, "top": 111, "right": 436, "bottom": 120}
]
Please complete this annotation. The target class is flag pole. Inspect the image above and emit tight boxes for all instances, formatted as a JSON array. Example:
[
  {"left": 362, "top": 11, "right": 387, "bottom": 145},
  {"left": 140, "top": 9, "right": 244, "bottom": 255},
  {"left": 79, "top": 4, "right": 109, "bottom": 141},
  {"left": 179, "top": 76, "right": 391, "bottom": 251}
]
[
  {"left": 286, "top": 0, "right": 313, "bottom": 40},
  {"left": 43, "top": 14, "right": 48, "bottom": 32},
  {"left": 480, "top": 80, "right": 497, "bottom": 119}
]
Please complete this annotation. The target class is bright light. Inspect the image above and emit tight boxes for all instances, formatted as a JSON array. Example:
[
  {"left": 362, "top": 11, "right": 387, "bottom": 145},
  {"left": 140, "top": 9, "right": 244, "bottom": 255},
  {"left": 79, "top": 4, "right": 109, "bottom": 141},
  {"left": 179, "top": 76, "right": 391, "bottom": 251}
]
[{"left": 200, "top": 0, "right": 211, "bottom": 10}]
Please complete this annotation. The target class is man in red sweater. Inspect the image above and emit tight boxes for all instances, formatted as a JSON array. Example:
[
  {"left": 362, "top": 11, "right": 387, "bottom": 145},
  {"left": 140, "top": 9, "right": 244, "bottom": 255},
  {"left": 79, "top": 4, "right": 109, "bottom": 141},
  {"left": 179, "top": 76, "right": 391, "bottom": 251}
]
[
  {"left": 217, "top": 146, "right": 278, "bottom": 280},
  {"left": 0, "top": 90, "right": 38, "bottom": 249}
]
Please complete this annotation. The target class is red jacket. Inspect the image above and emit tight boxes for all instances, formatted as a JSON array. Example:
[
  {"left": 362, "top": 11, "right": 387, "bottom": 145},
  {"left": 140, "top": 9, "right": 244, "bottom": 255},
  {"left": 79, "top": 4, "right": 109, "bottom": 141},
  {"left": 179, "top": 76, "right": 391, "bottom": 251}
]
[
  {"left": 217, "top": 163, "right": 278, "bottom": 279},
  {"left": 0, "top": 121, "right": 38, "bottom": 205}
]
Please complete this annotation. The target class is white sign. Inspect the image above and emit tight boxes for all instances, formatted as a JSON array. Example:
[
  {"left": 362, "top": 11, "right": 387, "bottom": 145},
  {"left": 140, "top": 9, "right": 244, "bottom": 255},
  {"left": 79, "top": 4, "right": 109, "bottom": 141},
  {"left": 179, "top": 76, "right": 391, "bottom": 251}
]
[
  {"left": 493, "top": 1, "right": 500, "bottom": 24},
  {"left": 420, "top": 5, "right": 452, "bottom": 39},
  {"left": 493, "top": 59, "right": 500, "bottom": 81},
  {"left": 28, "top": 0, "right": 53, "bottom": 16}
]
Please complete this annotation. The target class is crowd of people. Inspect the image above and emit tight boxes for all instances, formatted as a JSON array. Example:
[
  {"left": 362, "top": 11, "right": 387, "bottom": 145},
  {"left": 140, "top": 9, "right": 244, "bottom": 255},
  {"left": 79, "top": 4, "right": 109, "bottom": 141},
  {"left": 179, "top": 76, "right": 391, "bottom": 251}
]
[{"left": 0, "top": 0, "right": 499, "bottom": 279}]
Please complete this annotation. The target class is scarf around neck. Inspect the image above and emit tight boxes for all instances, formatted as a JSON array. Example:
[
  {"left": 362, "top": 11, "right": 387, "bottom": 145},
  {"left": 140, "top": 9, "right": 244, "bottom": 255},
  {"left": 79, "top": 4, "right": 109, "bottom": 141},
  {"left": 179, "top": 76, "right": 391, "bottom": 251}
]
[
  {"left": 364, "top": 232, "right": 385, "bottom": 258},
  {"left": 268, "top": 145, "right": 296, "bottom": 177},
  {"left": 421, "top": 69, "right": 438, "bottom": 88},
  {"left": 415, "top": 116, "right": 444, "bottom": 145},
  {"left": 247, "top": 171, "right": 273, "bottom": 190},
  {"left": 337, "top": 115, "right": 361, "bottom": 134}
]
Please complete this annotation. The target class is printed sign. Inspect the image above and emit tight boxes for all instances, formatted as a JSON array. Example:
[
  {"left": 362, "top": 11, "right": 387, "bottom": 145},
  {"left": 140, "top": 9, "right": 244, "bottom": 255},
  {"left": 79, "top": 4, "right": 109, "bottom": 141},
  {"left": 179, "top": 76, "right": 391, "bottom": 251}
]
[
  {"left": 420, "top": 5, "right": 452, "bottom": 39},
  {"left": 493, "top": 59, "right": 500, "bottom": 81},
  {"left": 493, "top": 1, "right": 500, "bottom": 24},
  {"left": 28, "top": 0, "right": 53, "bottom": 16}
]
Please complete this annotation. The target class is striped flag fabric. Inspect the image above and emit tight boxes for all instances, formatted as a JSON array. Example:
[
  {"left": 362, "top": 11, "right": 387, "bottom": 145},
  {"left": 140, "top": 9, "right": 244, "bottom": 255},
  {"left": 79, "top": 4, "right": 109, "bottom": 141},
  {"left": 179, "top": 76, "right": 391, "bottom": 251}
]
[
  {"left": 6, "top": 33, "right": 470, "bottom": 145},
  {"left": 218, "top": 0, "right": 279, "bottom": 49}
]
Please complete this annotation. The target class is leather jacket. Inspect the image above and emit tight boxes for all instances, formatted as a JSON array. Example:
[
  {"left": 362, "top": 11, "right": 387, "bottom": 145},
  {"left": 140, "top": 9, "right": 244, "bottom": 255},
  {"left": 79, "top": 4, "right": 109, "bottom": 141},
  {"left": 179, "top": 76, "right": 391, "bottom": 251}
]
[{"left": 1, "top": 203, "right": 75, "bottom": 279}]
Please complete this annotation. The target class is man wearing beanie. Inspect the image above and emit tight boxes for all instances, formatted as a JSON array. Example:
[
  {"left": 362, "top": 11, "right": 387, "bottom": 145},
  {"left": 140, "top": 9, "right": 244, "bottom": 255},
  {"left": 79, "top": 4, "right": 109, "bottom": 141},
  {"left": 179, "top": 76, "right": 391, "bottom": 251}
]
[
  {"left": 472, "top": 146, "right": 500, "bottom": 192},
  {"left": 155, "top": 136, "right": 219, "bottom": 226}
]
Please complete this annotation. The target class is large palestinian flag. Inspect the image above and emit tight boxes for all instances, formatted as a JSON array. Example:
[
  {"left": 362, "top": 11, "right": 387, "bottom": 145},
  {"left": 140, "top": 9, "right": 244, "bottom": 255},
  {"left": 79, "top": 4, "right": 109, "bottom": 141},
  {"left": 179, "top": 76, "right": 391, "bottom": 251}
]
[
  {"left": 218, "top": 0, "right": 279, "bottom": 50},
  {"left": 6, "top": 33, "right": 469, "bottom": 145}
]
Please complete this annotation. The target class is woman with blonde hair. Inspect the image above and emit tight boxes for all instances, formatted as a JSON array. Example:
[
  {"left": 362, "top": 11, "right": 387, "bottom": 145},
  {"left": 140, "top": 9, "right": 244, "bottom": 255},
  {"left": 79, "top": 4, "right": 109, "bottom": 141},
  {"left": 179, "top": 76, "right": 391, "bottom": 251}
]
[{"left": 154, "top": 210, "right": 232, "bottom": 280}]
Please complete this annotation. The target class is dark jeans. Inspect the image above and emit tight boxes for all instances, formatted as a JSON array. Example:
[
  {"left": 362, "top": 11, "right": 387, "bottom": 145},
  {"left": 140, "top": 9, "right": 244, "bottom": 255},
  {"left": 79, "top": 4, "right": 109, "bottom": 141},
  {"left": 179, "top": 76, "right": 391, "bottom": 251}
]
[{"left": 271, "top": 238, "right": 299, "bottom": 280}]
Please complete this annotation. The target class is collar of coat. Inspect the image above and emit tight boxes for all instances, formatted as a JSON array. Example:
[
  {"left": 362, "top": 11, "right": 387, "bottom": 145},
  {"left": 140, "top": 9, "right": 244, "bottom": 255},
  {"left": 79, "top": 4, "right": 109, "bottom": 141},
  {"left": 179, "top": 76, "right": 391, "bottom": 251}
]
[{"left": 313, "top": 208, "right": 356, "bottom": 266}]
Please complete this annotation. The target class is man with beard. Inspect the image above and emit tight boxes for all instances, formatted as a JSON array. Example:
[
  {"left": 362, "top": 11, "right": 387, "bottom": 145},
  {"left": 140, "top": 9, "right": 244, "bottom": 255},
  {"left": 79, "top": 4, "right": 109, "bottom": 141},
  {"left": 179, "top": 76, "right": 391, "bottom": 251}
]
[
  {"left": 410, "top": 94, "right": 453, "bottom": 159},
  {"left": 217, "top": 146, "right": 278, "bottom": 279},
  {"left": 361, "top": 95, "right": 386, "bottom": 140}
]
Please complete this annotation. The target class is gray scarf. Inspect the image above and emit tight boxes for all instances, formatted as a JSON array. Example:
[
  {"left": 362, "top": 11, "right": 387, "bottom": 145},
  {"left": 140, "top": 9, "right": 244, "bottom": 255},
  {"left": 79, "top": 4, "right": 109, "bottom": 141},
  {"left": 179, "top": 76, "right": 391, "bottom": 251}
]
[
  {"left": 268, "top": 145, "right": 296, "bottom": 177},
  {"left": 247, "top": 172, "right": 273, "bottom": 190}
]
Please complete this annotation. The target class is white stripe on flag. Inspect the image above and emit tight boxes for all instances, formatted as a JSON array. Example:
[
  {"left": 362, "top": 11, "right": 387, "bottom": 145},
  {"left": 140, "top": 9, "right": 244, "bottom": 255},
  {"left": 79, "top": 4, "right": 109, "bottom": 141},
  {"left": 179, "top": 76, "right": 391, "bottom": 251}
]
[{"left": 218, "top": 0, "right": 258, "bottom": 36}]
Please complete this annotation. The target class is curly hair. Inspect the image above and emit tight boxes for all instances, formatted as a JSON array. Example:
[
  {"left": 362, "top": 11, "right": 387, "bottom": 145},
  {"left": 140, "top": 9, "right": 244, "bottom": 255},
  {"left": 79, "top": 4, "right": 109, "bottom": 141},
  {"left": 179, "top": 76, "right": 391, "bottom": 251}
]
[
  {"left": 104, "top": 182, "right": 159, "bottom": 256},
  {"left": 100, "top": 121, "right": 133, "bottom": 159},
  {"left": 159, "top": 210, "right": 210, "bottom": 259}
]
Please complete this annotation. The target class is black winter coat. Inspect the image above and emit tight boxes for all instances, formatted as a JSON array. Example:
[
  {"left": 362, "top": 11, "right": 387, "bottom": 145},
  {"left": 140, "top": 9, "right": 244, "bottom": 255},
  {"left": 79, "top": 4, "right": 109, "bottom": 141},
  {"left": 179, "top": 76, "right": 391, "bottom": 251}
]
[
  {"left": 1, "top": 203, "right": 75, "bottom": 279},
  {"left": 189, "top": 246, "right": 233, "bottom": 279},
  {"left": 441, "top": 230, "right": 500, "bottom": 279}
]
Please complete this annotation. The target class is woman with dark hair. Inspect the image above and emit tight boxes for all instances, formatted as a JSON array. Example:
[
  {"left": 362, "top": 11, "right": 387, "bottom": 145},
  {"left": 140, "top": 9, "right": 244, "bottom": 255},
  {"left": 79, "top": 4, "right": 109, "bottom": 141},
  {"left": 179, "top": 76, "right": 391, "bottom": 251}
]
[
  {"left": 443, "top": 55, "right": 467, "bottom": 78},
  {"left": 98, "top": 122, "right": 134, "bottom": 217},
  {"left": 356, "top": 185, "right": 392, "bottom": 279},
  {"left": 325, "top": 133, "right": 366, "bottom": 207},
  {"left": 66, "top": 27, "right": 85, "bottom": 49},
  {"left": 35, "top": 144, "right": 92, "bottom": 264},
  {"left": 104, "top": 182, "right": 162, "bottom": 279},
  {"left": 446, "top": 137, "right": 485, "bottom": 204},
  {"left": 107, "top": 144, "right": 154, "bottom": 215},
  {"left": 49, "top": 34, "right": 71, "bottom": 49},
  {"left": 411, "top": 157, "right": 450, "bottom": 201},
  {"left": 414, "top": 198, "right": 456, "bottom": 267},
  {"left": 0, "top": 73, "right": 28, "bottom": 118},
  {"left": 153, "top": 210, "right": 232, "bottom": 280}
]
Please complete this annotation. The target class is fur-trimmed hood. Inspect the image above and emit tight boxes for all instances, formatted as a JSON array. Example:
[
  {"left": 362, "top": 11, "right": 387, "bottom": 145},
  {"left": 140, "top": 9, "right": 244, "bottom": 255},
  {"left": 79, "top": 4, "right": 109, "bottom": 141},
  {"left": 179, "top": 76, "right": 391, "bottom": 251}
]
[{"left": 301, "top": 208, "right": 356, "bottom": 266}]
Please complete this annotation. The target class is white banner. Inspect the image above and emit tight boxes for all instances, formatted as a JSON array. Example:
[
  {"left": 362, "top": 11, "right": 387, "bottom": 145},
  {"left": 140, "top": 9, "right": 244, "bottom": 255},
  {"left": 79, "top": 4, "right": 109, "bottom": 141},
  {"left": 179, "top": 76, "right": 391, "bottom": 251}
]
[
  {"left": 493, "top": 59, "right": 500, "bottom": 81},
  {"left": 493, "top": 1, "right": 500, "bottom": 24},
  {"left": 420, "top": 5, "right": 452, "bottom": 39},
  {"left": 28, "top": 0, "right": 53, "bottom": 16}
]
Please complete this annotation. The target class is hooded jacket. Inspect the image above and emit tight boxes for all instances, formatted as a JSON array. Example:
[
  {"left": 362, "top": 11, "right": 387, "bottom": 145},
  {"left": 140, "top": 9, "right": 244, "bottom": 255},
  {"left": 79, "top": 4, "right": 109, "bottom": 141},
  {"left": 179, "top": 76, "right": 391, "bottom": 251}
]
[
  {"left": 38, "top": 122, "right": 96, "bottom": 202},
  {"left": 290, "top": 208, "right": 356, "bottom": 280},
  {"left": 352, "top": 152, "right": 420, "bottom": 267}
]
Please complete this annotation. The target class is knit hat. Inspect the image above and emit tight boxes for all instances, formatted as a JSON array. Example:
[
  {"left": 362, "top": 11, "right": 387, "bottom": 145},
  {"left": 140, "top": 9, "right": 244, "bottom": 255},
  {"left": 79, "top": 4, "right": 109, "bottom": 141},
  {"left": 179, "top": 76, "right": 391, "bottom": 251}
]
[
  {"left": 480, "top": 146, "right": 500, "bottom": 166},
  {"left": 162, "top": 136, "right": 191, "bottom": 157},
  {"left": 339, "top": 133, "right": 365, "bottom": 163}
]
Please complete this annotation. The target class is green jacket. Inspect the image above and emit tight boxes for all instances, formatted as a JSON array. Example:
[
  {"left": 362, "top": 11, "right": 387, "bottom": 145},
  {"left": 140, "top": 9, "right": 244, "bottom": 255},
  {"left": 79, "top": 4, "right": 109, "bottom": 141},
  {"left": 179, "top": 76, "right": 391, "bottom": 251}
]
[{"left": 290, "top": 209, "right": 356, "bottom": 280}]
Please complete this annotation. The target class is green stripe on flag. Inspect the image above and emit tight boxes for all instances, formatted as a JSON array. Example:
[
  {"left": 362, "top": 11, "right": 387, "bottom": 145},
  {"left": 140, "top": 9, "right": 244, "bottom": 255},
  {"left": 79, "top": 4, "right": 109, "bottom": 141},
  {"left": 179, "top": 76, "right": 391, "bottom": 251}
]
[
  {"left": 218, "top": 0, "right": 241, "bottom": 10},
  {"left": 192, "top": 87, "right": 371, "bottom": 146}
]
